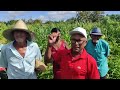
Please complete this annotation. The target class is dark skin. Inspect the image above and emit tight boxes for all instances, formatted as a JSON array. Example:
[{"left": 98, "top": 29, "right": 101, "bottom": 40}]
[
  {"left": 44, "top": 31, "right": 69, "bottom": 65},
  {"left": 90, "top": 34, "right": 102, "bottom": 46},
  {"left": 70, "top": 33, "right": 87, "bottom": 57}
]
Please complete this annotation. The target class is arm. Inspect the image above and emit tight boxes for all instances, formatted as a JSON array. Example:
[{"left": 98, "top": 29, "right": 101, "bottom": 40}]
[
  {"left": 44, "top": 44, "right": 53, "bottom": 65},
  {"left": 44, "top": 34, "right": 58, "bottom": 65},
  {"left": 35, "top": 43, "right": 47, "bottom": 72}
]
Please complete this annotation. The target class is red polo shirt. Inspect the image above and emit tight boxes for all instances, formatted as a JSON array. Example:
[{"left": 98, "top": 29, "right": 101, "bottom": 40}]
[{"left": 53, "top": 48, "right": 100, "bottom": 79}]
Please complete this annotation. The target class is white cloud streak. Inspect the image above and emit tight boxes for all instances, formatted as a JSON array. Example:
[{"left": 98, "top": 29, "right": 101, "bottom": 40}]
[
  {"left": 3, "top": 11, "right": 31, "bottom": 21},
  {"left": 39, "top": 11, "right": 76, "bottom": 22},
  {"left": 47, "top": 11, "right": 76, "bottom": 21}
]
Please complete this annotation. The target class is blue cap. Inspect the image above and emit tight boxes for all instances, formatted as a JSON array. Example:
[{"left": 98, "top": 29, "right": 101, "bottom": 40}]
[{"left": 90, "top": 27, "right": 102, "bottom": 36}]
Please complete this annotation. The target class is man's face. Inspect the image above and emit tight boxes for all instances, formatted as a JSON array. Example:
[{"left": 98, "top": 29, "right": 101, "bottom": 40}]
[
  {"left": 13, "top": 30, "right": 27, "bottom": 43},
  {"left": 90, "top": 34, "right": 101, "bottom": 43},
  {"left": 71, "top": 34, "right": 87, "bottom": 53}
]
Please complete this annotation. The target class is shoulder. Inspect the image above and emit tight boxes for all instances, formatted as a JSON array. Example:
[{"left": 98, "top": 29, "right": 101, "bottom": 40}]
[
  {"left": 61, "top": 39, "right": 67, "bottom": 44},
  {"left": 85, "top": 39, "right": 92, "bottom": 48},
  {"left": 54, "top": 49, "right": 70, "bottom": 57},
  {"left": 99, "top": 39, "right": 109, "bottom": 46},
  {"left": 86, "top": 39, "right": 92, "bottom": 45},
  {"left": 59, "top": 49, "right": 69, "bottom": 55},
  {"left": 28, "top": 41, "right": 39, "bottom": 48},
  {"left": 99, "top": 39, "right": 108, "bottom": 44},
  {"left": 87, "top": 39, "right": 92, "bottom": 42},
  {"left": 0, "top": 44, "right": 4, "bottom": 50},
  {"left": 61, "top": 39, "right": 69, "bottom": 49},
  {"left": 1, "top": 42, "right": 12, "bottom": 51},
  {"left": 87, "top": 53, "right": 97, "bottom": 65}
]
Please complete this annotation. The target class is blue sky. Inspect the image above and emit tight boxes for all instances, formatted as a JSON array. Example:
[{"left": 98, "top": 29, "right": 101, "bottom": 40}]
[{"left": 0, "top": 11, "right": 120, "bottom": 22}]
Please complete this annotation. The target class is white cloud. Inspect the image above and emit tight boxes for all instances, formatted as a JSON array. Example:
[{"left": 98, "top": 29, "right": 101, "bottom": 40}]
[
  {"left": 47, "top": 11, "right": 76, "bottom": 21},
  {"left": 4, "top": 11, "right": 31, "bottom": 21},
  {"left": 7, "top": 11, "right": 27, "bottom": 15},
  {"left": 48, "top": 11, "right": 76, "bottom": 15},
  {"left": 37, "top": 11, "right": 76, "bottom": 22},
  {"left": 39, "top": 15, "right": 49, "bottom": 23},
  {"left": 0, "top": 11, "right": 77, "bottom": 22}
]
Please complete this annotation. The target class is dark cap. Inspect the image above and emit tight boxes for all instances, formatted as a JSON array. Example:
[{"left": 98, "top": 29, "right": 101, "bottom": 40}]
[{"left": 90, "top": 27, "right": 103, "bottom": 36}]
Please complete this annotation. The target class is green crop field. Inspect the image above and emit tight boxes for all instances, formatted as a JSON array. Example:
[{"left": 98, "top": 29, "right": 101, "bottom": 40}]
[{"left": 0, "top": 15, "right": 120, "bottom": 79}]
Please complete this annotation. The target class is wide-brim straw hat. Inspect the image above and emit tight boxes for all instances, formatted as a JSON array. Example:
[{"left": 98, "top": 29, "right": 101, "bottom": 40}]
[{"left": 3, "top": 19, "right": 35, "bottom": 41}]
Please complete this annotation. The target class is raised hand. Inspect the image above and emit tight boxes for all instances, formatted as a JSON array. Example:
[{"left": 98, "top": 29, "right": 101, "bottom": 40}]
[{"left": 48, "top": 34, "right": 57, "bottom": 46}]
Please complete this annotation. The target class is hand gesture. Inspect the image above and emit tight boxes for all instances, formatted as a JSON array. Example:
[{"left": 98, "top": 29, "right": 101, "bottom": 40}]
[{"left": 48, "top": 33, "right": 59, "bottom": 46}]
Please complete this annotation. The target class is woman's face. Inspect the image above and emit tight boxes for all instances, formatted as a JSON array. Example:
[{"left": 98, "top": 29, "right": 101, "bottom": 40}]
[{"left": 51, "top": 31, "right": 61, "bottom": 42}]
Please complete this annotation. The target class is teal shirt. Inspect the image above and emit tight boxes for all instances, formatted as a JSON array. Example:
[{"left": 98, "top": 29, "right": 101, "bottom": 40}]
[
  {"left": 0, "top": 40, "right": 42, "bottom": 79},
  {"left": 85, "top": 39, "right": 110, "bottom": 77}
]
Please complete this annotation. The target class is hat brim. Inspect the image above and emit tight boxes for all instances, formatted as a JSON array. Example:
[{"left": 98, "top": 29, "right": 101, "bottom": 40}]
[
  {"left": 3, "top": 29, "right": 35, "bottom": 41},
  {"left": 90, "top": 33, "right": 103, "bottom": 36},
  {"left": 69, "top": 31, "right": 87, "bottom": 38}
]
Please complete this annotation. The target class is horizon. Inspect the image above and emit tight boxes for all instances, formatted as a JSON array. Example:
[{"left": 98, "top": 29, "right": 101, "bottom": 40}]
[{"left": 0, "top": 11, "right": 120, "bottom": 22}]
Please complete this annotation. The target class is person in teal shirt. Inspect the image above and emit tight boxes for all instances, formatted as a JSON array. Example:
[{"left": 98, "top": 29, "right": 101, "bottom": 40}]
[{"left": 85, "top": 27, "right": 110, "bottom": 79}]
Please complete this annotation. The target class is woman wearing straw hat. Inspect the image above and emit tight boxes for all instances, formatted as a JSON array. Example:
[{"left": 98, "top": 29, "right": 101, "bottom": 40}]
[{"left": 0, "top": 20, "right": 46, "bottom": 79}]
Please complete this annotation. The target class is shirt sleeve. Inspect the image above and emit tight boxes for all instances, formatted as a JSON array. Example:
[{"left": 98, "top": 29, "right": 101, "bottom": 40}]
[
  {"left": 35, "top": 43, "right": 42, "bottom": 61},
  {"left": 88, "top": 55, "right": 100, "bottom": 79},
  {"left": 0, "top": 46, "right": 8, "bottom": 68}
]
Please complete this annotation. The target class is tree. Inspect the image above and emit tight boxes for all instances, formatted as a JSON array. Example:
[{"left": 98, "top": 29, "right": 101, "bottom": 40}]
[
  {"left": 108, "top": 14, "right": 120, "bottom": 21},
  {"left": 27, "top": 19, "right": 34, "bottom": 24},
  {"left": 76, "top": 11, "right": 104, "bottom": 23},
  {"left": 66, "top": 17, "right": 77, "bottom": 23},
  {"left": 6, "top": 20, "right": 17, "bottom": 25},
  {"left": 33, "top": 19, "right": 42, "bottom": 24}
]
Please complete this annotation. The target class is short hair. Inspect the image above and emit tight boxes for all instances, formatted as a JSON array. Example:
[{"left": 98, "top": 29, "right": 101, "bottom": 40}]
[{"left": 51, "top": 28, "right": 60, "bottom": 33}]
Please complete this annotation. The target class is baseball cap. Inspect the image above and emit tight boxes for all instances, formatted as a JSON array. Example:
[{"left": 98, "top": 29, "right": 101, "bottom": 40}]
[{"left": 69, "top": 27, "right": 87, "bottom": 38}]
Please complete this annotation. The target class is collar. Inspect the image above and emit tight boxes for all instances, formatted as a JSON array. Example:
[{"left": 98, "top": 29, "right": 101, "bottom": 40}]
[
  {"left": 8, "top": 40, "right": 33, "bottom": 49},
  {"left": 8, "top": 40, "right": 34, "bottom": 58}
]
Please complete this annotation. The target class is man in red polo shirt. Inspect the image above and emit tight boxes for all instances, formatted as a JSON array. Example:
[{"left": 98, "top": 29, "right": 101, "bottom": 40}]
[{"left": 52, "top": 27, "right": 100, "bottom": 79}]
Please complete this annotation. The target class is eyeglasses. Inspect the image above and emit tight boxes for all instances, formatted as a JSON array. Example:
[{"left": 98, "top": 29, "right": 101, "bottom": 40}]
[{"left": 71, "top": 39, "right": 84, "bottom": 44}]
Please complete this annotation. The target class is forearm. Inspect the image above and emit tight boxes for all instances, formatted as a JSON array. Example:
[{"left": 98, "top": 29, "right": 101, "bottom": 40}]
[{"left": 44, "top": 45, "right": 53, "bottom": 64}]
